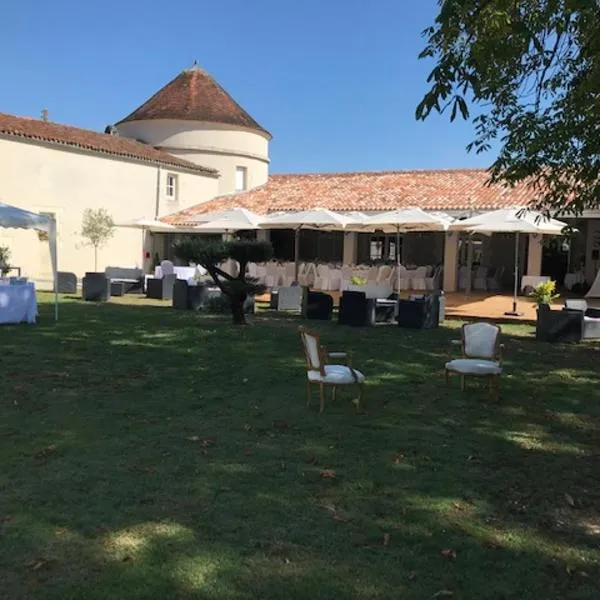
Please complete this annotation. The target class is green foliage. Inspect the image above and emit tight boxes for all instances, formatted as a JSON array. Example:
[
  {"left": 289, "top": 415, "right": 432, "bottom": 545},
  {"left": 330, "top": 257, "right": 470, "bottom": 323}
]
[
  {"left": 81, "top": 208, "right": 114, "bottom": 270},
  {"left": 81, "top": 208, "right": 114, "bottom": 249},
  {"left": 173, "top": 238, "right": 273, "bottom": 324},
  {"left": 350, "top": 275, "right": 366, "bottom": 285},
  {"left": 417, "top": 0, "right": 600, "bottom": 214},
  {"left": 529, "top": 279, "right": 560, "bottom": 304},
  {"left": 0, "top": 245, "right": 11, "bottom": 275}
]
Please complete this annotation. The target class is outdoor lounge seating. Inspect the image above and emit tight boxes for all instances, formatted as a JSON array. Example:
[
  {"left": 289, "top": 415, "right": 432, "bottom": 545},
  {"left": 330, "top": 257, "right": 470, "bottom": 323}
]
[
  {"left": 303, "top": 291, "right": 333, "bottom": 320},
  {"left": 445, "top": 322, "right": 502, "bottom": 399},
  {"left": 298, "top": 326, "right": 365, "bottom": 412},
  {"left": 277, "top": 286, "right": 304, "bottom": 311},
  {"left": 536, "top": 306, "right": 583, "bottom": 343},
  {"left": 104, "top": 266, "right": 144, "bottom": 294},
  {"left": 563, "top": 299, "right": 600, "bottom": 339},
  {"left": 56, "top": 271, "right": 77, "bottom": 294},
  {"left": 396, "top": 294, "right": 440, "bottom": 329}
]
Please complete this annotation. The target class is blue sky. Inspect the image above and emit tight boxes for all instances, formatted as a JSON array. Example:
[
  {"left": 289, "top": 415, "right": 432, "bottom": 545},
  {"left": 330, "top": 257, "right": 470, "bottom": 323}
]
[{"left": 0, "top": 0, "right": 496, "bottom": 174}]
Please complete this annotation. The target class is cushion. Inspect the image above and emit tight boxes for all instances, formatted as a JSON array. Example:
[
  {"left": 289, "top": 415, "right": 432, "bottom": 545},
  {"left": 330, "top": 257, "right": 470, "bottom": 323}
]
[
  {"left": 445, "top": 358, "right": 502, "bottom": 376},
  {"left": 585, "top": 307, "right": 600, "bottom": 319},
  {"left": 308, "top": 365, "right": 365, "bottom": 384}
]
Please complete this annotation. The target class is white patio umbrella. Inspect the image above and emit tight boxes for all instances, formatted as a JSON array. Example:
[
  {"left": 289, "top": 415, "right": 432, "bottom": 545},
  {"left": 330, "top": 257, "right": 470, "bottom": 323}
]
[
  {"left": 258, "top": 208, "right": 361, "bottom": 283},
  {"left": 192, "top": 208, "right": 261, "bottom": 234},
  {"left": 359, "top": 208, "right": 452, "bottom": 292},
  {"left": 451, "top": 208, "right": 568, "bottom": 315},
  {"left": 116, "top": 217, "right": 177, "bottom": 232}
]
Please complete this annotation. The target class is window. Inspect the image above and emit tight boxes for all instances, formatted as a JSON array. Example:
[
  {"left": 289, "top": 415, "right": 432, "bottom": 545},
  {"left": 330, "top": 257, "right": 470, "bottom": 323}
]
[
  {"left": 235, "top": 166, "right": 247, "bottom": 192},
  {"left": 166, "top": 174, "right": 178, "bottom": 199}
]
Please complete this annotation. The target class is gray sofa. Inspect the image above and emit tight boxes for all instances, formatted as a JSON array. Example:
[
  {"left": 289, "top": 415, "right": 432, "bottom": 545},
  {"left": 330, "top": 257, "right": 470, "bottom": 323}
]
[
  {"left": 564, "top": 299, "right": 600, "bottom": 339},
  {"left": 104, "top": 267, "right": 144, "bottom": 295}
]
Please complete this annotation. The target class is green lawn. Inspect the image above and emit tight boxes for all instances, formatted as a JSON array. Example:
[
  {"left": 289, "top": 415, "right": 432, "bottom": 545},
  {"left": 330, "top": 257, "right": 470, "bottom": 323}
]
[{"left": 1, "top": 294, "right": 599, "bottom": 599}]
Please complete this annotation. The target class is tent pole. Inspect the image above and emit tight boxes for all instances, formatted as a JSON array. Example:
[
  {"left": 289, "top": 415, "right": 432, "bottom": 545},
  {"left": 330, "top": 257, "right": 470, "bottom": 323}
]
[
  {"left": 294, "top": 227, "right": 301, "bottom": 284},
  {"left": 504, "top": 231, "right": 523, "bottom": 316},
  {"left": 396, "top": 226, "right": 401, "bottom": 296},
  {"left": 465, "top": 234, "right": 474, "bottom": 296}
]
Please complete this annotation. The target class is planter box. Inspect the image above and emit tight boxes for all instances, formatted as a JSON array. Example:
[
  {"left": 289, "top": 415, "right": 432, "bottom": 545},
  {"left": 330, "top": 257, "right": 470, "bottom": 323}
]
[
  {"left": 82, "top": 272, "right": 110, "bottom": 302},
  {"left": 535, "top": 305, "right": 582, "bottom": 342}
]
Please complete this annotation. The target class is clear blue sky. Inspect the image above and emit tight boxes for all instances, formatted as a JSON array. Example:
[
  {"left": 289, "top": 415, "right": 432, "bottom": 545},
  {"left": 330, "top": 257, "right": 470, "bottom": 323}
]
[{"left": 0, "top": 0, "right": 496, "bottom": 174}]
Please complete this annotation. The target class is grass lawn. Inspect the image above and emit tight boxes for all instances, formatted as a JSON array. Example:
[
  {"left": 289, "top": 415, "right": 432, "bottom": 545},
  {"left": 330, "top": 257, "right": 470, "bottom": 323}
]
[{"left": 1, "top": 294, "right": 599, "bottom": 599}]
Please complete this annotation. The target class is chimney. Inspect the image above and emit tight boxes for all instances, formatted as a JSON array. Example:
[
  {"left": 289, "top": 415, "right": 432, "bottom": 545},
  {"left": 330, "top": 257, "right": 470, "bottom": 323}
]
[{"left": 41, "top": 109, "right": 49, "bottom": 122}]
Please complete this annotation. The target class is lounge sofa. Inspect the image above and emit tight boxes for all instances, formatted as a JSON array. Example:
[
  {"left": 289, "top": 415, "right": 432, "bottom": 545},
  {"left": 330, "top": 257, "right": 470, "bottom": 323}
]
[
  {"left": 563, "top": 299, "right": 600, "bottom": 339},
  {"left": 104, "top": 266, "right": 144, "bottom": 295}
]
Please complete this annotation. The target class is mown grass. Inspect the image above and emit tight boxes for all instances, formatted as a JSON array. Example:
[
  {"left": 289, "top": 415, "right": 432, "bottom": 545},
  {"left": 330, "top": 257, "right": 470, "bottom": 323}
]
[{"left": 0, "top": 293, "right": 599, "bottom": 599}]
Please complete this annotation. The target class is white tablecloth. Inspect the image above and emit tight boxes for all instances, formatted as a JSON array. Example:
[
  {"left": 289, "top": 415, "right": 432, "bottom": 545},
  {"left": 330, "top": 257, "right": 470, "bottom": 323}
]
[
  {"left": 154, "top": 266, "right": 204, "bottom": 280},
  {"left": 0, "top": 283, "right": 37, "bottom": 324},
  {"left": 564, "top": 272, "right": 584, "bottom": 291},
  {"left": 521, "top": 275, "right": 550, "bottom": 292}
]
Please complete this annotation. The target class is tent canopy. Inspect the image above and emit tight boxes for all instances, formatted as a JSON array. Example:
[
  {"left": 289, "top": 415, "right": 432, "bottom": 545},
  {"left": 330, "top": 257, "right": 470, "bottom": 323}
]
[{"left": 0, "top": 201, "right": 58, "bottom": 320}]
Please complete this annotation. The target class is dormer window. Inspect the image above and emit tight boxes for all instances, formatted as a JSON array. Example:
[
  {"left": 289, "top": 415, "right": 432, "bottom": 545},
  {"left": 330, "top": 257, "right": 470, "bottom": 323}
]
[
  {"left": 166, "top": 173, "right": 178, "bottom": 199},
  {"left": 235, "top": 166, "right": 247, "bottom": 192}
]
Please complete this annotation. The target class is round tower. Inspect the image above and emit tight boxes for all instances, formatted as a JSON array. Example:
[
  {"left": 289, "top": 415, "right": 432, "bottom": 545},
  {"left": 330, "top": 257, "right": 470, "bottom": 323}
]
[{"left": 115, "top": 64, "right": 271, "bottom": 195}]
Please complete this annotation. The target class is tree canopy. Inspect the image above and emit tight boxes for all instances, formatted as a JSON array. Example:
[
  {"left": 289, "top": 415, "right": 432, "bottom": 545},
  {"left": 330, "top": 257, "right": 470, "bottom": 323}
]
[
  {"left": 417, "top": 0, "right": 600, "bottom": 214},
  {"left": 81, "top": 208, "right": 114, "bottom": 271},
  {"left": 174, "top": 238, "right": 273, "bottom": 324}
]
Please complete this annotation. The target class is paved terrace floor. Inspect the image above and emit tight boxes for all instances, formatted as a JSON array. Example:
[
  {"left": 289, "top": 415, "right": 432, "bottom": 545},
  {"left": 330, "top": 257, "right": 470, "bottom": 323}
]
[{"left": 257, "top": 291, "right": 594, "bottom": 322}]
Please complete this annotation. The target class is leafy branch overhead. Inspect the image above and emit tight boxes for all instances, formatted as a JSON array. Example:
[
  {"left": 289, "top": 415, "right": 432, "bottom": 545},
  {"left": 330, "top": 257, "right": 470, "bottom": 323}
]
[{"left": 417, "top": 0, "right": 600, "bottom": 214}]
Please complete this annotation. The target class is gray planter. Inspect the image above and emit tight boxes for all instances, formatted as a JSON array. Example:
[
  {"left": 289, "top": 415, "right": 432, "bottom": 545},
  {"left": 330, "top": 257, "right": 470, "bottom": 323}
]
[{"left": 82, "top": 272, "right": 110, "bottom": 302}]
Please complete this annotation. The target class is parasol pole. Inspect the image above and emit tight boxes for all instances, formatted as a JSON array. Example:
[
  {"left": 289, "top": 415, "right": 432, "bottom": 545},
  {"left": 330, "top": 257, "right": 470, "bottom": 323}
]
[
  {"left": 504, "top": 231, "right": 523, "bottom": 316},
  {"left": 294, "top": 226, "right": 301, "bottom": 284}
]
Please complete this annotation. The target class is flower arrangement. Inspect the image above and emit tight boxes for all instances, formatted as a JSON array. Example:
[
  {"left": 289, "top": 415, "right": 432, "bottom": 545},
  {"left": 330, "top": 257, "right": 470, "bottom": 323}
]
[
  {"left": 529, "top": 280, "right": 560, "bottom": 305},
  {"left": 350, "top": 275, "right": 366, "bottom": 285}
]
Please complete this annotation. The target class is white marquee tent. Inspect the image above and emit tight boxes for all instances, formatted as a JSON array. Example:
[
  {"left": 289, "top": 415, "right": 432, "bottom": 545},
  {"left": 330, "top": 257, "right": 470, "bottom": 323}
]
[{"left": 0, "top": 202, "right": 58, "bottom": 321}]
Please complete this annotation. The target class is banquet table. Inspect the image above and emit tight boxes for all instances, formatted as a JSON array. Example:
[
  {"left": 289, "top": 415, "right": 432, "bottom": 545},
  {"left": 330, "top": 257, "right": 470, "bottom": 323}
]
[
  {"left": 520, "top": 275, "right": 550, "bottom": 293},
  {"left": 0, "top": 282, "right": 38, "bottom": 324}
]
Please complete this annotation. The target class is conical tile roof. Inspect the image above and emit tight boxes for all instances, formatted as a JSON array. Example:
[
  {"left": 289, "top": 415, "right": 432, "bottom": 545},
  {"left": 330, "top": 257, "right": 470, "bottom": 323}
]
[{"left": 116, "top": 64, "right": 270, "bottom": 137}]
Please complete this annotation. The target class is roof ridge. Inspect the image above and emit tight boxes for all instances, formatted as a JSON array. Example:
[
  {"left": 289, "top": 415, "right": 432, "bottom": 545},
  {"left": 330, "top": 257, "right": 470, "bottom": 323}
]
[
  {"left": 0, "top": 111, "right": 218, "bottom": 175},
  {"left": 270, "top": 167, "right": 491, "bottom": 178}
]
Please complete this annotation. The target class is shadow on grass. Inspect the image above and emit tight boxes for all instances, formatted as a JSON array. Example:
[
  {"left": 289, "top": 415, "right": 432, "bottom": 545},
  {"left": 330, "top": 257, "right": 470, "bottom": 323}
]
[{"left": 0, "top": 296, "right": 599, "bottom": 599}]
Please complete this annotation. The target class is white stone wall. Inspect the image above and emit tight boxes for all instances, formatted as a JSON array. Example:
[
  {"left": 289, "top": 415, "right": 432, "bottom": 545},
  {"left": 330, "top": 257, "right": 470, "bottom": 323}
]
[
  {"left": 0, "top": 137, "right": 219, "bottom": 286},
  {"left": 116, "top": 119, "right": 270, "bottom": 195}
]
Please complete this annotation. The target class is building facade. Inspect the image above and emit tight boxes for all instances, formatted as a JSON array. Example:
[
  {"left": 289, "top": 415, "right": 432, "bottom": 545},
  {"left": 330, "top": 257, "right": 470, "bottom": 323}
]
[{"left": 0, "top": 63, "right": 598, "bottom": 291}]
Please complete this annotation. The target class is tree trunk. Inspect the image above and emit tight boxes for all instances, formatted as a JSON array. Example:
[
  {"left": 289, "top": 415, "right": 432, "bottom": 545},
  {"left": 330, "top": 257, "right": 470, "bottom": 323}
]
[
  {"left": 230, "top": 293, "right": 247, "bottom": 325},
  {"left": 94, "top": 246, "right": 98, "bottom": 272}
]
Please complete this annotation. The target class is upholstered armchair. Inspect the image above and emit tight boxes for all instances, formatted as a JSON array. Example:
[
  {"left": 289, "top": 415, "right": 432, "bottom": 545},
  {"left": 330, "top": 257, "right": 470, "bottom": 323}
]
[
  {"left": 298, "top": 326, "right": 365, "bottom": 412},
  {"left": 445, "top": 322, "right": 503, "bottom": 398}
]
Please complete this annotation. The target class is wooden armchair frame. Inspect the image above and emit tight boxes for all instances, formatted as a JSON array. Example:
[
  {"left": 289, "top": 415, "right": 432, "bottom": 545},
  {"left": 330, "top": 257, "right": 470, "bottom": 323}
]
[
  {"left": 298, "top": 326, "right": 363, "bottom": 412},
  {"left": 445, "top": 322, "right": 503, "bottom": 399}
]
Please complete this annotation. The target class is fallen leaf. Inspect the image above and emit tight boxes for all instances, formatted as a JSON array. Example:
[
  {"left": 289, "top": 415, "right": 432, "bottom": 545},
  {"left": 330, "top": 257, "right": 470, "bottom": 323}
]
[
  {"left": 320, "top": 470, "right": 336, "bottom": 479},
  {"left": 407, "top": 570, "right": 417, "bottom": 581},
  {"left": 383, "top": 533, "right": 391, "bottom": 546},
  {"left": 332, "top": 513, "right": 348, "bottom": 522},
  {"left": 27, "top": 558, "right": 51, "bottom": 572},
  {"left": 441, "top": 548, "right": 457, "bottom": 559},
  {"left": 244, "top": 449, "right": 253, "bottom": 456},
  {"left": 306, "top": 456, "right": 317, "bottom": 465},
  {"left": 121, "top": 555, "right": 133, "bottom": 563},
  {"left": 392, "top": 453, "right": 403, "bottom": 464},
  {"left": 34, "top": 445, "right": 57, "bottom": 460},
  {"left": 432, "top": 591, "right": 453, "bottom": 598},
  {"left": 273, "top": 419, "right": 289, "bottom": 429},
  {"left": 564, "top": 493, "right": 576, "bottom": 508},
  {"left": 200, "top": 437, "right": 215, "bottom": 448},
  {"left": 0, "top": 516, "right": 13, "bottom": 524},
  {"left": 187, "top": 435, "right": 199, "bottom": 442}
]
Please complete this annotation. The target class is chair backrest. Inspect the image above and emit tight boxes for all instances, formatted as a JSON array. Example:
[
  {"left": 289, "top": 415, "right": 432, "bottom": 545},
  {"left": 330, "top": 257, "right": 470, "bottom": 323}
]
[
  {"left": 462, "top": 322, "right": 501, "bottom": 359},
  {"left": 285, "top": 262, "right": 296, "bottom": 277},
  {"left": 565, "top": 299, "right": 588, "bottom": 312},
  {"left": 413, "top": 266, "right": 428, "bottom": 277},
  {"left": 160, "top": 260, "right": 175, "bottom": 276},
  {"left": 377, "top": 265, "right": 392, "bottom": 283},
  {"left": 298, "top": 326, "right": 325, "bottom": 375}
]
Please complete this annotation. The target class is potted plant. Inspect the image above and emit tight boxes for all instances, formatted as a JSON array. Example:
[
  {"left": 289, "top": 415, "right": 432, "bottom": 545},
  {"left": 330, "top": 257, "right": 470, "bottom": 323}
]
[
  {"left": 0, "top": 245, "right": 10, "bottom": 277},
  {"left": 529, "top": 280, "right": 560, "bottom": 311}
]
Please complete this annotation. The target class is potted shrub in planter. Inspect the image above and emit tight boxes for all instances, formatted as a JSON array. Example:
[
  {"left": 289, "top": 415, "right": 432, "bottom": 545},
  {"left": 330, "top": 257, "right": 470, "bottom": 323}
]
[
  {"left": 530, "top": 280, "right": 576, "bottom": 341},
  {"left": 0, "top": 245, "right": 11, "bottom": 277}
]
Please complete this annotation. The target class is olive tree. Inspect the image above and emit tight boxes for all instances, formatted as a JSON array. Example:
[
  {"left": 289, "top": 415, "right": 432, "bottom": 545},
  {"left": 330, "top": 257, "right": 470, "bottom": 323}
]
[
  {"left": 173, "top": 238, "right": 273, "bottom": 325},
  {"left": 417, "top": 0, "right": 600, "bottom": 213},
  {"left": 81, "top": 208, "right": 115, "bottom": 271}
]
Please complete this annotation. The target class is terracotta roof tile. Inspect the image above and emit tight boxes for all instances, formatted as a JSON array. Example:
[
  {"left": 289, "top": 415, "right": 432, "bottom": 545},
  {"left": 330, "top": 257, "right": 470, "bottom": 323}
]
[
  {"left": 163, "top": 169, "right": 540, "bottom": 225},
  {"left": 0, "top": 112, "right": 218, "bottom": 175},
  {"left": 116, "top": 65, "right": 270, "bottom": 138}
]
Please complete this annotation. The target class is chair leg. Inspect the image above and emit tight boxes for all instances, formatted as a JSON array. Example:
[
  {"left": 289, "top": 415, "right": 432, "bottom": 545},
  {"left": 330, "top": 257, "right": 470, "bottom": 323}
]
[
  {"left": 356, "top": 383, "right": 363, "bottom": 412},
  {"left": 494, "top": 375, "right": 501, "bottom": 401},
  {"left": 306, "top": 380, "right": 312, "bottom": 407},
  {"left": 332, "top": 386, "right": 337, "bottom": 402},
  {"left": 444, "top": 369, "right": 449, "bottom": 386},
  {"left": 460, "top": 375, "right": 465, "bottom": 391},
  {"left": 488, "top": 377, "right": 494, "bottom": 398},
  {"left": 319, "top": 383, "right": 325, "bottom": 413}
]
